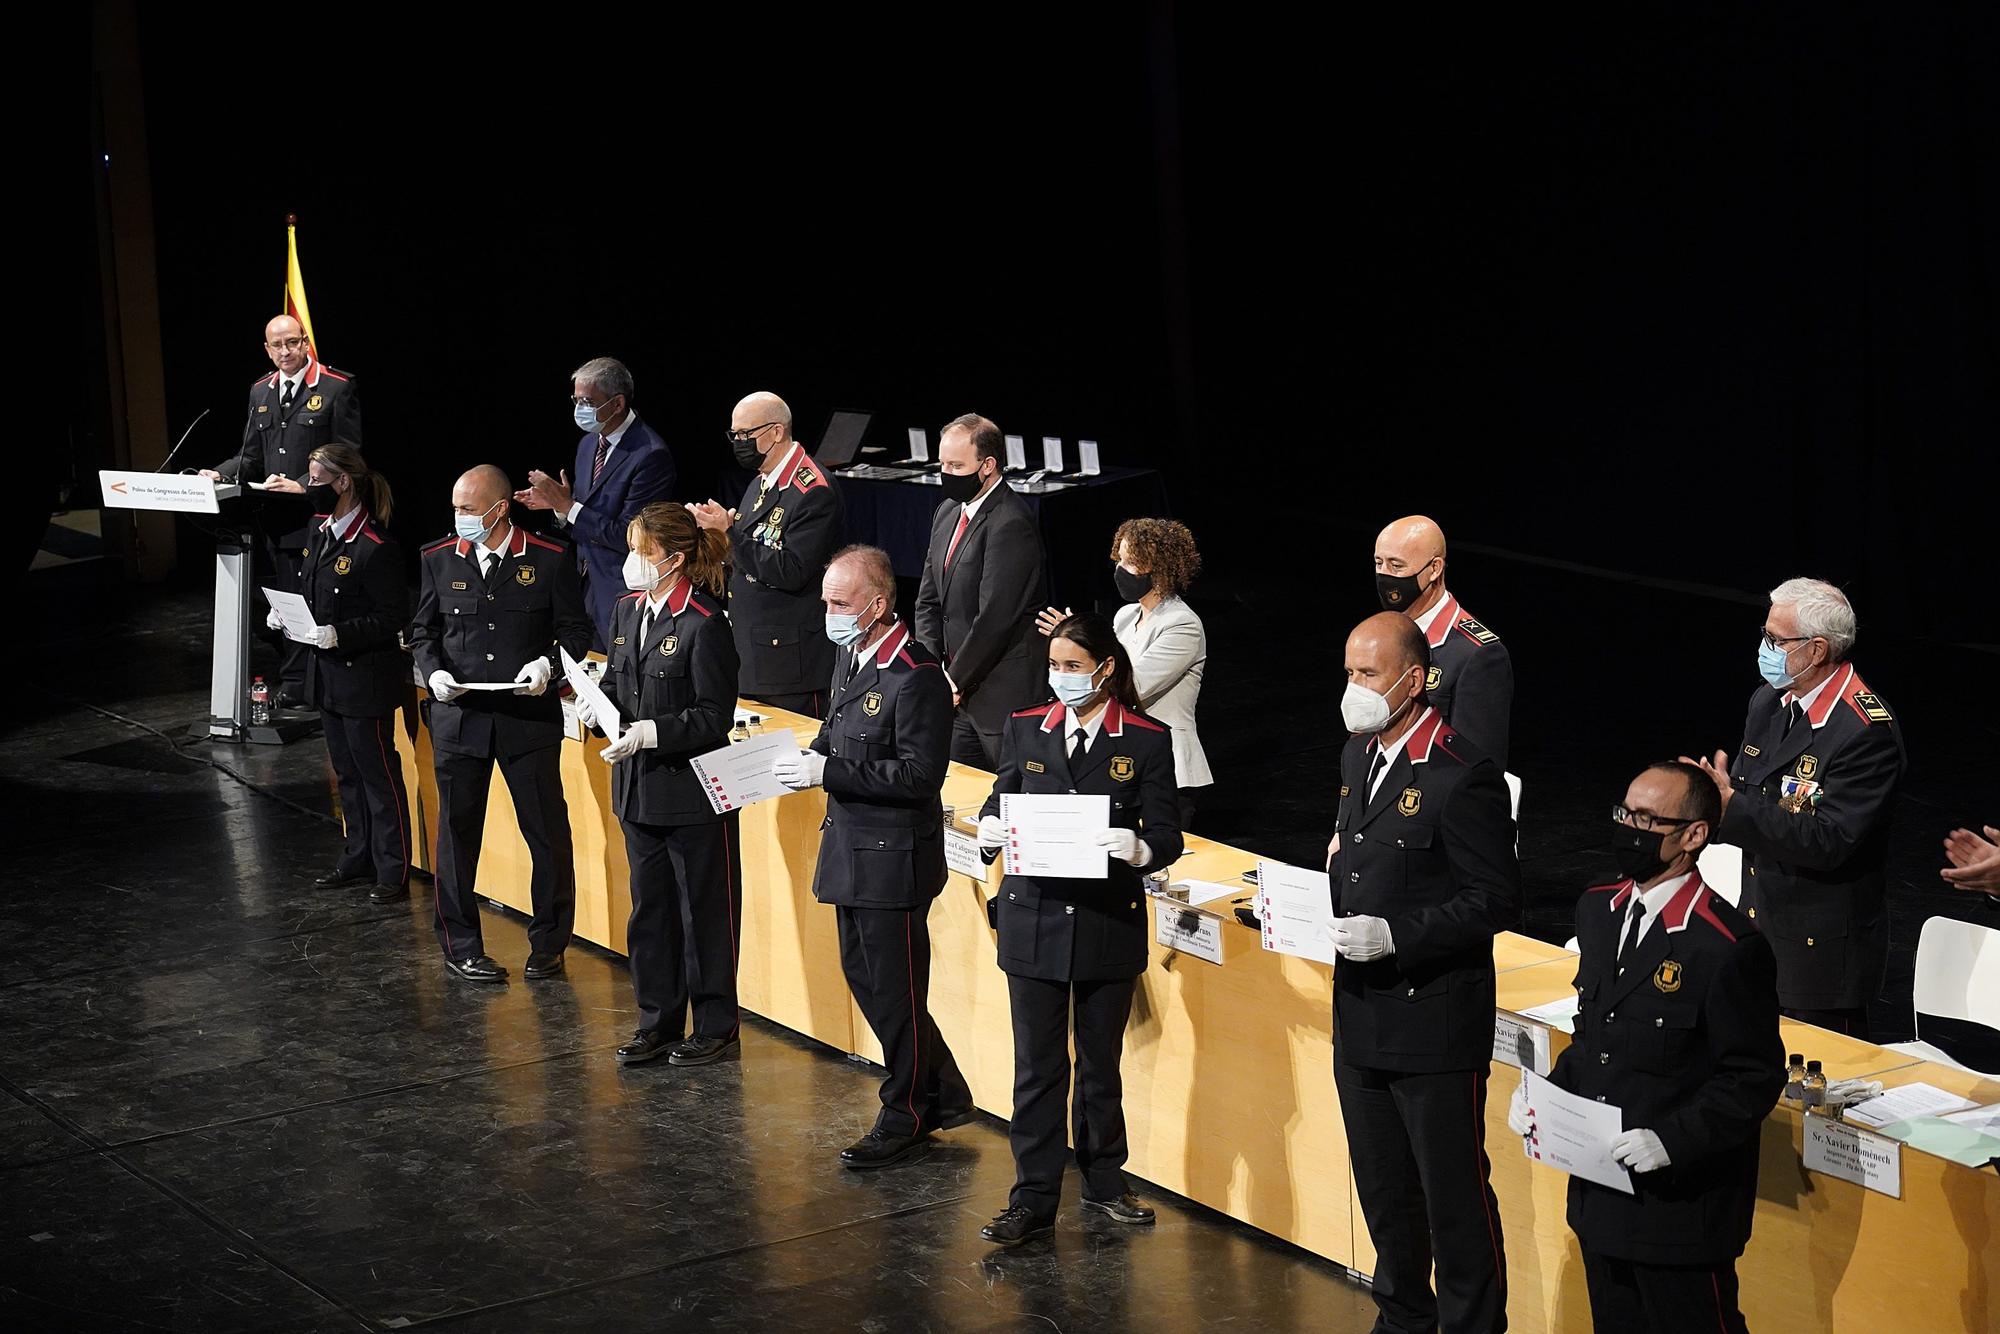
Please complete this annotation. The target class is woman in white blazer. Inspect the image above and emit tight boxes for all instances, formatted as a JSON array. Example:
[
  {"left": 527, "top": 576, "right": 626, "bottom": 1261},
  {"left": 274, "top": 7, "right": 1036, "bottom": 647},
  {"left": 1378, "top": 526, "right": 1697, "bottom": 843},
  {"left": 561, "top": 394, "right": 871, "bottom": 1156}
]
[{"left": 1037, "top": 518, "right": 1212, "bottom": 827}]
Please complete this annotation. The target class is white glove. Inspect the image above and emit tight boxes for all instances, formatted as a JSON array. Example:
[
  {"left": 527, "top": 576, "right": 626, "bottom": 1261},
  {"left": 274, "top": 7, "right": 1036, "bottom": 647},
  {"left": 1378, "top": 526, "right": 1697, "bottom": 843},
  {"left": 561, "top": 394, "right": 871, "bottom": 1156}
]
[
  {"left": 977, "top": 814, "right": 1007, "bottom": 851},
  {"left": 1093, "top": 827, "right": 1150, "bottom": 867},
  {"left": 512, "top": 657, "right": 553, "bottom": 697},
  {"left": 1610, "top": 1128, "right": 1670, "bottom": 1173},
  {"left": 312, "top": 625, "right": 338, "bottom": 650},
  {"left": 266, "top": 607, "right": 285, "bottom": 630},
  {"left": 600, "top": 718, "right": 658, "bottom": 762},
  {"left": 1331, "top": 914, "right": 1395, "bottom": 962},
  {"left": 428, "top": 670, "right": 468, "bottom": 703},
  {"left": 773, "top": 749, "right": 827, "bottom": 790},
  {"left": 1507, "top": 1082, "right": 1534, "bottom": 1137},
  {"left": 574, "top": 695, "right": 600, "bottom": 730}
]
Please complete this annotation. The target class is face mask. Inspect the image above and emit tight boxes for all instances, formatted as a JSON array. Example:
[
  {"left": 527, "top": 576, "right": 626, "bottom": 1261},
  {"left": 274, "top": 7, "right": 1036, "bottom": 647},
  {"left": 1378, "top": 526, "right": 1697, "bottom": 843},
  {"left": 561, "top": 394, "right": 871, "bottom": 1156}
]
[
  {"left": 1608, "top": 823, "right": 1671, "bottom": 882},
  {"left": 1049, "top": 661, "right": 1107, "bottom": 709},
  {"left": 825, "top": 603, "right": 880, "bottom": 647},
  {"left": 1758, "top": 639, "right": 1799, "bottom": 690},
  {"left": 1340, "top": 666, "right": 1416, "bottom": 734},
  {"left": 574, "top": 396, "right": 618, "bottom": 433},
  {"left": 305, "top": 481, "right": 338, "bottom": 511},
  {"left": 623, "top": 549, "right": 673, "bottom": 592},
  {"left": 939, "top": 466, "right": 985, "bottom": 504},
  {"left": 454, "top": 498, "right": 503, "bottom": 544},
  {"left": 1112, "top": 564, "right": 1153, "bottom": 602},
  {"left": 1375, "top": 562, "right": 1433, "bottom": 612},
  {"left": 732, "top": 433, "right": 768, "bottom": 470}
]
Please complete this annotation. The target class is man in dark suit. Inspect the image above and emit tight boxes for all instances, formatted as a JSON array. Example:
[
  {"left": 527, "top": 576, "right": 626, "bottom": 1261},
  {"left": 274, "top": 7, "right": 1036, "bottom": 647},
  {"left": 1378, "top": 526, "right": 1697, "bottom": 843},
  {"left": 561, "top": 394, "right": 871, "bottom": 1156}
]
[
  {"left": 409, "top": 465, "right": 594, "bottom": 985},
  {"left": 1328, "top": 611, "right": 1521, "bottom": 1334},
  {"left": 773, "top": 544, "right": 972, "bottom": 1168},
  {"left": 689, "top": 391, "right": 846, "bottom": 717},
  {"left": 514, "top": 356, "right": 677, "bottom": 647},
  {"left": 914, "top": 413, "right": 1048, "bottom": 769},
  {"left": 1689, "top": 577, "right": 1906, "bottom": 1038},
  {"left": 1515, "top": 761, "right": 1783, "bottom": 1333},
  {"left": 200, "top": 314, "right": 363, "bottom": 707},
  {"left": 1373, "top": 515, "right": 1514, "bottom": 770}
]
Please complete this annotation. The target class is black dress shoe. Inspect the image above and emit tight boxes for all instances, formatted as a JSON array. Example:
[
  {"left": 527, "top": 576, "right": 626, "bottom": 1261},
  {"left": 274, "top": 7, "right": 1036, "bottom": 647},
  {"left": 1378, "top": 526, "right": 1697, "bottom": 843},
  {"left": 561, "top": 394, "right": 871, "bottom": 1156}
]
[
  {"left": 838, "top": 1126, "right": 932, "bottom": 1170},
  {"left": 443, "top": 954, "right": 508, "bottom": 983},
  {"left": 1081, "top": 1192, "right": 1156, "bottom": 1225},
  {"left": 523, "top": 951, "right": 565, "bottom": 979},
  {"left": 276, "top": 690, "right": 312, "bottom": 711},
  {"left": 314, "top": 868, "right": 367, "bottom": 888},
  {"left": 981, "top": 1204, "right": 1055, "bottom": 1246},
  {"left": 616, "top": 1029, "right": 677, "bottom": 1064},
  {"left": 937, "top": 1103, "right": 979, "bottom": 1130},
  {"left": 369, "top": 883, "right": 409, "bottom": 903},
  {"left": 668, "top": 1034, "right": 739, "bottom": 1066}
]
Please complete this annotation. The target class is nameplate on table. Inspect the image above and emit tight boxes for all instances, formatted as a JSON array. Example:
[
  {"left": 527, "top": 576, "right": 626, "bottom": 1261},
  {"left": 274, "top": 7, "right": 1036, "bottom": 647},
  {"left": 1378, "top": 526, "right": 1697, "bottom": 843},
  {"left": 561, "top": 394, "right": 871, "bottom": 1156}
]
[
  {"left": 1154, "top": 902, "right": 1226, "bottom": 966},
  {"left": 99, "top": 469, "right": 221, "bottom": 514},
  {"left": 943, "top": 826, "right": 987, "bottom": 881},
  {"left": 1493, "top": 1010, "right": 1553, "bottom": 1076},
  {"left": 1803, "top": 1116, "right": 1902, "bottom": 1199}
]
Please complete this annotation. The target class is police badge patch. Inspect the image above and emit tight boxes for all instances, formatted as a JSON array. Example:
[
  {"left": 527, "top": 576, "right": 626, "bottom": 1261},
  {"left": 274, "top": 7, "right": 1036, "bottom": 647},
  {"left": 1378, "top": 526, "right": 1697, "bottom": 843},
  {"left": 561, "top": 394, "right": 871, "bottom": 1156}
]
[
  {"left": 1397, "top": 787, "right": 1422, "bottom": 816},
  {"left": 1424, "top": 666, "right": 1443, "bottom": 691},
  {"left": 333, "top": 555, "right": 352, "bottom": 576},
  {"left": 1653, "top": 960, "right": 1683, "bottom": 993},
  {"left": 305, "top": 393, "right": 324, "bottom": 412},
  {"left": 1109, "top": 756, "right": 1135, "bottom": 781},
  {"left": 863, "top": 690, "right": 883, "bottom": 716},
  {"left": 515, "top": 565, "right": 536, "bottom": 586},
  {"left": 660, "top": 635, "right": 678, "bottom": 656}
]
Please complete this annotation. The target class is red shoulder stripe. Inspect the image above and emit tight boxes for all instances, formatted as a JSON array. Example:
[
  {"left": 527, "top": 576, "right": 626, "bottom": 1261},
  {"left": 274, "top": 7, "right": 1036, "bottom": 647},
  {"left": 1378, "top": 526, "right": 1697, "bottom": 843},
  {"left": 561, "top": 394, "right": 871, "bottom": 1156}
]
[
  {"left": 522, "top": 532, "right": 566, "bottom": 554},
  {"left": 1434, "top": 735, "right": 1465, "bottom": 763},
  {"left": 1584, "top": 880, "right": 1626, "bottom": 895},
  {"left": 895, "top": 646, "right": 918, "bottom": 668},
  {"left": 1690, "top": 894, "right": 1741, "bottom": 942},
  {"left": 358, "top": 525, "right": 385, "bottom": 545},
  {"left": 1122, "top": 714, "right": 1167, "bottom": 732},
  {"left": 422, "top": 537, "right": 457, "bottom": 555},
  {"left": 316, "top": 366, "right": 351, "bottom": 382},
  {"left": 684, "top": 596, "right": 716, "bottom": 618},
  {"left": 619, "top": 590, "right": 645, "bottom": 602},
  {"left": 1012, "top": 703, "right": 1059, "bottom": 718}
]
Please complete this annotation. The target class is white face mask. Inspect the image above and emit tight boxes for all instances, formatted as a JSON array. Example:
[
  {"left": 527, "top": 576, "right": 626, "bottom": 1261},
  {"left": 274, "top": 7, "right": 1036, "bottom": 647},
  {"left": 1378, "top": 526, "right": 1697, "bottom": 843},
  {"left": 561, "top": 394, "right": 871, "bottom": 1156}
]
[
  {"left": 1340, "top": 665, "right": 1416, "bottom": 734},
  {"left": 623, "top": 549, "right": 672, "bottom": 592}
]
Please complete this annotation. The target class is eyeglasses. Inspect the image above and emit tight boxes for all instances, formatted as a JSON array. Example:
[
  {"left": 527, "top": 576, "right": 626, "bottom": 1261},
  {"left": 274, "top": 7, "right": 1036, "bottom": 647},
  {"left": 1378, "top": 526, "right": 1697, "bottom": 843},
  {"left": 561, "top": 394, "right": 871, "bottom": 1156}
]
[
  {"left": 571, "top": 394, "right": 621, "bottom": 408},
  {"left": 1612, "top": 804, "right": 1693, "bottom": 833},
  {"left": 726, "top": 422, "right": 780, "bottom": 444},
  {"left": 267, "top": 337, "right": 308, "bottom": 351},
  {"left": 1759, "top": 630, "right": 1814, "bottom": 651}
]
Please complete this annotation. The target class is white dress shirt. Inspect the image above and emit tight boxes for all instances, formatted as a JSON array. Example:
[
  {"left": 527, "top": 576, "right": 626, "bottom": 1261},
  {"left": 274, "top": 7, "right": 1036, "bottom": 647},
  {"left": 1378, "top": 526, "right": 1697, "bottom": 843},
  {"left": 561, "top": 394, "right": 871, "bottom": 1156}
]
[{"left": 1619, "top": 871, "right": 1691, "bottom": 955}]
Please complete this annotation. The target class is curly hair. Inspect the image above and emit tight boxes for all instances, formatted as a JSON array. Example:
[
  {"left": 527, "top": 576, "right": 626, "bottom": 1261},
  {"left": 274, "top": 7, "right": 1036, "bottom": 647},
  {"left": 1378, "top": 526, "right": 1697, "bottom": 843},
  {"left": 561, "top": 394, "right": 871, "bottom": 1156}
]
[{"left": 1110, "top": 517, "right": 1200, "bottom": 596}]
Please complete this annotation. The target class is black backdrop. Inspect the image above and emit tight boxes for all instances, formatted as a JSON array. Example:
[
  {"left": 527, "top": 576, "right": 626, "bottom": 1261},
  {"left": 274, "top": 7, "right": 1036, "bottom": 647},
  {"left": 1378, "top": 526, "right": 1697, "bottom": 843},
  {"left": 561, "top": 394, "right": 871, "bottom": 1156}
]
[{"left": 80, "top": 4, "right": 1999, "bottom": 635}]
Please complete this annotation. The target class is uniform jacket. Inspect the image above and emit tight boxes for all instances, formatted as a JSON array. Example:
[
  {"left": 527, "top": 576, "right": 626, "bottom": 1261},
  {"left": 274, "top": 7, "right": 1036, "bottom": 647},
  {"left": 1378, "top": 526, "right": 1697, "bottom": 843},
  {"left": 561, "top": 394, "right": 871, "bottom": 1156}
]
[
  {"left": 728, "top": 446, "right": 845, "bottom": 698},
  {"left": 219, "top": 358, "right": 363, "bottom": 548},
  {"left": 1419, "top": 588, "right": 1514, "bottom": 772},
  {"left": 598, "top": 577, "right": 738, "bottom": 825},
  {"left": 300, "top": 507, "right": 407, "bottom": 717}
]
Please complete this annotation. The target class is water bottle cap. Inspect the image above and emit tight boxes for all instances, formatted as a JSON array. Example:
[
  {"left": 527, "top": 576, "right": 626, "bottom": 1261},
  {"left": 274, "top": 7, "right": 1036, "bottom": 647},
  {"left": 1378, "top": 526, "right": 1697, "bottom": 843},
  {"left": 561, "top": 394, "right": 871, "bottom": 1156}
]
[
  {"left": 1806, "top": 1059, "right": 1823, "bottom": 1072},
  {"left": 1788, "top": 1053, "right": 1803, "bottom": 1063}
]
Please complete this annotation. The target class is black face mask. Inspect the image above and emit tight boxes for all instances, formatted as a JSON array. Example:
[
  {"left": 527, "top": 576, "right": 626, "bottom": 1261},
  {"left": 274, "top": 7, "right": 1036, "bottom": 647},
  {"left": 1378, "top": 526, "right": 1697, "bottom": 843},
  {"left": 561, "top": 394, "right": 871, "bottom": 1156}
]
[
  {"left": 1375, "top": 567, "right": 1430, "bottom": 611},
  {"left": 731, "top": 436, "right": 765, "bottom": 470},
  {"left": 305, "top": 482, "right": 338, "bottom": 511},
  {"left": 1112, "top": 564, "right": 1153, "bottom": 602},
  {"left": 1607, "top": 824, "right": 1670, "bottom": 882},
  {"left": 939, "top": 467, "right": 985, "bottom": 504}
]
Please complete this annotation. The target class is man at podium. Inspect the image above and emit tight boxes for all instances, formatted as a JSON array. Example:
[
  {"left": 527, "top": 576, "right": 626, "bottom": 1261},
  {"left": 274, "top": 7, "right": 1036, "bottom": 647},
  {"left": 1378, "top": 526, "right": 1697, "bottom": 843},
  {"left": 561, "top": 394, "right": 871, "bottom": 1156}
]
[{"left": 199, "top": 314, "right": 363, "bottom": 707}]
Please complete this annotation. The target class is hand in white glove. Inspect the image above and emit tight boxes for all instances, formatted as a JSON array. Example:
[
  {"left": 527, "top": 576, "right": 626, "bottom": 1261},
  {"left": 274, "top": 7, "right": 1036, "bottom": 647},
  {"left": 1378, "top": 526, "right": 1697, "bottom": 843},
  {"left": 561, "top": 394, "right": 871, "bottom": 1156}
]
[
  {"left": 1092, "top": 827, "right": 1149, "bottom": 867},
  {"left": 1507, "top": 1082, "right": 1534, "bottom": 1137},
  {"left": 512, "top": 657, "right": 553, "bottom": 697},
  {"left": 266, "top": 607, "right": 285, "bottom": 630},
  {"left": 772, "top": 749, "right": 827, "bottom": 790},
  {"left": 600, "top": 718, "right": 658, "bottom": 762},
  {"left": 977, "top": 814, "right": 1007, "bottom": 851},
  {"left": 428, "top": 670, "right": 468, "bottom": 703},
  {"left": 313, "top": 625, "right": 338, "bottom": 650},
  {"left": 1331, "top": 914, "right": 1395, "bottom": 962},
  {"left": 574, "top": 695, "right": 600, "bottom": 730},
  {"left": 1610, "top": 1128, "right": 1670, "bottom": 1174}
]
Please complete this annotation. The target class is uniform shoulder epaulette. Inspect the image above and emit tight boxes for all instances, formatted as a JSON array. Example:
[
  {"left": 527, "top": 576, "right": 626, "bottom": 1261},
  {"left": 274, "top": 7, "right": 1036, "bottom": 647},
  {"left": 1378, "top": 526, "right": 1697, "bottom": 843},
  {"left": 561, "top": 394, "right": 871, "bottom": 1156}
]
[
  {"left": 1012, "top": 702, "right": 1059, "bottom": 719},
  {"left": 315, "top": 364, "right": 352, "bottom": 383},
  {"left": 789, "top": 458, "right": 829, "bottom": 492},
  {"left": 357, "top": 523, "right": 385, "bottom": 545},
  {"left": 250, "top": 371, "right": 276, "bottom": 389},
  {"left": 522, "top": 531, "right": 567, "bottom": 555},
  {"left": 1121, "top": 709, "right": 1168, "bottom": 733},
  {"left": 1454, "top": 616, "right": 1500, "bottom": 646},
  {"left": 685, "top": 590, "right": 720, "bottom": 617},
  {"left": 421, "top": 536, "right": 458, "bottom": 556},
  {"left": 1843, "top": 675, "right": 1894, "bottom": 726},
  {"left": 1584, "top": 879, "right": 1629, "bottom": 895},
  {"left": 1689, "top": 887, "right": 1750, "bottom": 943}
]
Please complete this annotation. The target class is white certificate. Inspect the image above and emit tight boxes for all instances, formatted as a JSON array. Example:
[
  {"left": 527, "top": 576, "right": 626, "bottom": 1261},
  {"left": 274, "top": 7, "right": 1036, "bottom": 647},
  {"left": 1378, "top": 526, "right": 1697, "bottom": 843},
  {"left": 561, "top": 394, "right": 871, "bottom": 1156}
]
[
  {"left": 999, "top": 793, "right": 1109, "bottom": 879},
  {"left": 1520, "top": 1069, "right": 1634, "bottom": 1195},
  {"left": 560, "top": 647, "right": 621, "bottom": 745},
  {"left": 260, "top": 587, "right": 322, "bottom": 644},
  {"left": 1256, "top": 859, "right": 1336, "bottom": 965},
  {"left": 688, "top": 733, "right": 802, "bottom": 814}
]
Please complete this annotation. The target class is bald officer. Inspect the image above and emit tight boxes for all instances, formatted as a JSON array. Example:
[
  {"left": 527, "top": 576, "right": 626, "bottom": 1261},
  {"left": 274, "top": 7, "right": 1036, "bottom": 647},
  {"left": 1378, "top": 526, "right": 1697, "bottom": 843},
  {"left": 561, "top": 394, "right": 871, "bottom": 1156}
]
[{"left": 1373, "top": 515, "right": 1514, "bottom": 771}]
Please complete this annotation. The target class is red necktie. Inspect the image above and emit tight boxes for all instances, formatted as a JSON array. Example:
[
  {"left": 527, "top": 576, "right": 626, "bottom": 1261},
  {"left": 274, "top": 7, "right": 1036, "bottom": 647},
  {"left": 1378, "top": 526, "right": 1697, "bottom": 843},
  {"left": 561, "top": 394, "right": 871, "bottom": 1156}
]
[
  {"left": 944, "top": 509, "right": 971, "bottom": 567},
  {"left": 592, "top": 434, "right": 611, "bottom": 483}
]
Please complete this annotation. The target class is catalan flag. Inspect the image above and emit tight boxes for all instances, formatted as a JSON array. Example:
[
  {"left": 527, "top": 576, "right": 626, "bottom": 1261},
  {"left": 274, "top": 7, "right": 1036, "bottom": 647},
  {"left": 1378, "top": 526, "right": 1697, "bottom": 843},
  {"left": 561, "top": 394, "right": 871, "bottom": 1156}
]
[{"left": 284, "top": 214, "right": 318, "bottom": 354}]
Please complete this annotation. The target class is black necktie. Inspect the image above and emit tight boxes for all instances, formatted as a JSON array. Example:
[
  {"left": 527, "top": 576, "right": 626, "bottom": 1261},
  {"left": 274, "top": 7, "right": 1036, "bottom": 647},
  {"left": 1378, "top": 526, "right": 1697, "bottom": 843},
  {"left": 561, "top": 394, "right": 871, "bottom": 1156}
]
[
  {"left": 1784, "top": 701, "right": 1804, "bottom": 737},
  {"left": 1367, "top": 748, "right": 1388, "bottom": 800},
  {"left": 280, "top": 380, "right": 296, "bottom": 412},
  {"left": 640, "top": 606, "right": 655, "bottom": 648},
  {"left": 1617, "top": 900, "right": 1647, "bottom": 974},
  {"left": 1071, "top": 727, "right": 1087, "bottom": 758}
]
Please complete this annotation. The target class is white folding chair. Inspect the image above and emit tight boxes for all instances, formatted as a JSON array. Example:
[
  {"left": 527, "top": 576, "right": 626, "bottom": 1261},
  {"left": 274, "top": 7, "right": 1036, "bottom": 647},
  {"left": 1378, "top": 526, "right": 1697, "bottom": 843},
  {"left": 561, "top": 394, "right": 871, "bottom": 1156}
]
[
  {"left": 1883, "top": 915, "right": 2000, "bottom": 1076},
  {"left": 1697, "top": 843, "right": 1743, "bottom": 907}
]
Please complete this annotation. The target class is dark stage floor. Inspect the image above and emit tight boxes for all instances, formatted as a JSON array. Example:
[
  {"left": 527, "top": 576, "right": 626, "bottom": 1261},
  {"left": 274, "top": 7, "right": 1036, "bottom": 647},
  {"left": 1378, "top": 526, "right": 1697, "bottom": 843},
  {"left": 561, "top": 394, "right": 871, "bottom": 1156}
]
[{"left": 3, "top": 540, "right": 1992, "bottom": 1331}]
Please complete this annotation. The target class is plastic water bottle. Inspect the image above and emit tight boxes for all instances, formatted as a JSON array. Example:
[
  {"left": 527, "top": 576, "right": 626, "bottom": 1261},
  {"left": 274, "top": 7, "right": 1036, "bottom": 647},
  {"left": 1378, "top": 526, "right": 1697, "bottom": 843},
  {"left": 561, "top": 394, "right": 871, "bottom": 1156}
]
[
  {"left": 250, "top": 676, "right": 271, "bottom": 726},
  {"left": 1785, "top": 1052, "right": 1806, "bottom": 1105},
  {"left": 1802, "top": 1059, "right": 1827, "bottom": 1113}
]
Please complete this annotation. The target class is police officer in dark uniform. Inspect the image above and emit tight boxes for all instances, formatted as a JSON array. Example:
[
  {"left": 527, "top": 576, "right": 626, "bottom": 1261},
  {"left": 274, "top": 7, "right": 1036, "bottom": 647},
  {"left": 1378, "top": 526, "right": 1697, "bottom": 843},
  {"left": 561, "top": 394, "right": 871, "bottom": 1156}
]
[
  {"left": 773, "top": 544, "right": 973, "bottom": 1168},
  {"left": 584, "top": 502, "right": 744, "bottom": 1067},
  {"left": 690, "top": 391, "right": 847, "bottom": 718},
  {"left": 201, "top": 315, "right": 364, "bottom": 707},
  {"left": 408, "top": 465, "right": 592, "bottom": 984},
  {"left": 972, "top": 611, "right": 1183, "bottom": 1246},
  {"left": 1328, "top": 611, "right": 1521, "bottom": 1334},
  {"left": 1513, "top": 761, "right": 1783, "bottom": 1334},
  {"left": 264, "top": 445, "right": 411, "bottom": 900},
  {"left": 1373, "top": 514, "right": 1514, "bottom": 771},
  {"left": 1690, "top": 578, "right": 1906, "bottom": 1038}
]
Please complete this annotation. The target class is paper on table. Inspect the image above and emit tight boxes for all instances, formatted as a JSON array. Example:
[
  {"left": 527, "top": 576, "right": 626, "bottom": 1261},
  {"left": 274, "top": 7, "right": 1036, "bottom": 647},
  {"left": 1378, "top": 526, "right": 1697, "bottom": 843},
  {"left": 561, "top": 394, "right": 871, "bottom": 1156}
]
[
  {"left": 1877, "top": 1114, "right": 2000, "bottom": 1168},
  {"left": 560, "top": 647, "right": 620, "bottom": 744},
  {"left": 1940, "top": 1102, "right": 2000, "bottom": 1135},
  {"left": 1257, "top": 859, "right": 1336, "bottom": 965},
  {"left": 1519, "top": 994, "right": 1582, "bottom": 1035},
  {"left": 1166, "top": 879, "right": 1240, "bottom": 908},
  {"left": 1841, "top": 1081, "right": 1979, "bottom": 1129},
  {"left": 999, "top": 793, "right": 1109, "bottom": 879},
  {"left": 687, "top": 732, "right": 799, "bottom": 814},
  {"left": 261, "top": 588, "right": 322, "bottom": 644},
  {"left": 1520, "top": 1069, "right": 1634, "bottom": 1194}
]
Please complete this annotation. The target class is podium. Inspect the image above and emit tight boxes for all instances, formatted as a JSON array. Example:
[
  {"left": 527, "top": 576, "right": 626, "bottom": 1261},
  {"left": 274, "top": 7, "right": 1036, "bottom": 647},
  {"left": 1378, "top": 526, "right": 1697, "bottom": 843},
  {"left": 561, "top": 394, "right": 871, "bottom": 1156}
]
[{"left": 99, "top": 470, "right": 317, "bottom": 745}]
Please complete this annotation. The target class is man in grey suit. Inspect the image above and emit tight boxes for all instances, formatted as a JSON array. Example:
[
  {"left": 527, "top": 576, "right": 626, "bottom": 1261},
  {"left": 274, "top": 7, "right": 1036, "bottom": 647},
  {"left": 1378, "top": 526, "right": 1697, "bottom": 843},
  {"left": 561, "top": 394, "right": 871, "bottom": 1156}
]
[{"left": 914, "top": 414, "right": 1050, "bottom": 768}]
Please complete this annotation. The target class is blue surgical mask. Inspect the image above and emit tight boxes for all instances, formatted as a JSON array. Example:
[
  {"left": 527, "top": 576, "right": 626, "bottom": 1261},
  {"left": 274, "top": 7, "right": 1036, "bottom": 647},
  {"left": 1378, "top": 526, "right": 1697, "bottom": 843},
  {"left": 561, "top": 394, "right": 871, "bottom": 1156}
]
[
  {"left": 1757, "top": 639, "right": 1796, "bottom": 690},
  {"left": 574, "top": 395, "right": 619, "bottom": 433},
  {"left": 454, "top": 498, "right": 503, "bottom": 544},
  {"left": 825, "top": 605, "right": 880, "bottom": 647},
  {"left": 1048, "top": 662, "right": 1107, "bottom": 709}
]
